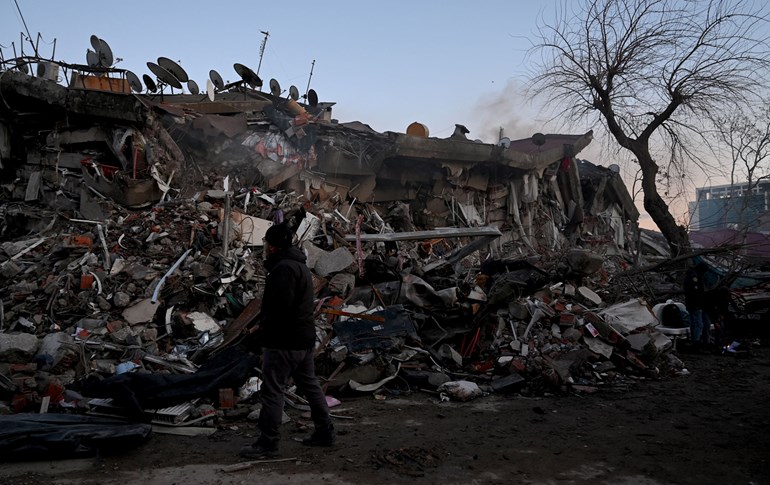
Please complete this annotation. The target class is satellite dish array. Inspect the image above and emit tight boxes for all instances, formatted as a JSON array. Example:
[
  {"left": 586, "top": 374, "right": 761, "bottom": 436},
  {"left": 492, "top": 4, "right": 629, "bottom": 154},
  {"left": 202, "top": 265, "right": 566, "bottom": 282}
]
[
  {"left": 86, "top": 34, "right": 113, "bottom": 68},
  {"left": 83, "top": 34, "right": 319, "bottom": 106}
]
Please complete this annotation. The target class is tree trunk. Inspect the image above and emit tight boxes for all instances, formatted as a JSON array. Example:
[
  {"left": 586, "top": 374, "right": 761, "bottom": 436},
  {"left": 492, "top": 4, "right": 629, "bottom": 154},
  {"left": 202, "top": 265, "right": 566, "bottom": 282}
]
[{"left": 636, "top": 149, "right": 690, "bottom": 256}]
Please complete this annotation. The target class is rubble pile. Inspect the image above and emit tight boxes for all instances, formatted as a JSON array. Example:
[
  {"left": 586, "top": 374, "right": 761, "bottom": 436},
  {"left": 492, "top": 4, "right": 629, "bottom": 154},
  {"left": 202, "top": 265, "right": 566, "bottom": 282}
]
[
  {"left": 0, "top": 42, "right": 695, "bottom": 446},
  {"left": 0, "top": 175, "right": 687, "bottom": 429}
]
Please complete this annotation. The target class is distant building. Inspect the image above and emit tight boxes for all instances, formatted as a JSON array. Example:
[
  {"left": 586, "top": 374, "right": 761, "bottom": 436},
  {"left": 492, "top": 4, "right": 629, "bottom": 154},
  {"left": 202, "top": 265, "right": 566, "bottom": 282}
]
[{"left": 689, "top": 181, "right": 770, "bottom": 232}]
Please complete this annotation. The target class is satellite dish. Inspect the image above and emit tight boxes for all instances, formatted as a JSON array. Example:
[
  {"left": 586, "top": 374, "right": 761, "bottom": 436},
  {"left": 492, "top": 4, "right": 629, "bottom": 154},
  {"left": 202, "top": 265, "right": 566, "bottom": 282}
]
[
  {"left": 147, "top": 61, "right": 182, "bottom": 89},
  {"left": 143, "top": 74, "right": 157, "bottom": 93},
  {"left": 126, "top": 70, "right": 143, "bottom": 93},
  {"left": 532, "top": 133, "right": 546, "bottom": 146},
  {"left": 289, "top": 85, "right": 299, "bottom": 101},
  {"left": 497, "top": 137, "right": 511, "bottom": 148},
  {"left": 209, "top": 70, "right": 224, "bottom": 90},
  {"left": 86, "top": 49, "right": 99, "bottom": 68},
  {"left": 269, "top": 78, "right": 281, "bottom": 96},
  {"left": 15, "top": 61, "right": 29, "bottom": 74},
  {"left": 187, "top": 79, "right": 200, "bottom": 95},
  {"left": 233, "top": 63, "right": 262, "bottom": 88},
  {"left": 89, "top": 34, "right": 101, "bottom": 51},
  {"left": 158, "top": 57, "right": 189, "bottom": 82},
  {"left": 307, "top": 88, "right": 318, "bottom": 107},
  {"left": 206, "top": 79, "right": 215, "bottom": 101},
  {"left": 97, "top": 38, "right": 113, "bottom": 67}
]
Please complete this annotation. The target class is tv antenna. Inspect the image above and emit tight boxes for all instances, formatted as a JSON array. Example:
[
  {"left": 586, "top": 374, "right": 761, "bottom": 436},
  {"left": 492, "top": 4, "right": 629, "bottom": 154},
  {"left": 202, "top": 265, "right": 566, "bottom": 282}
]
[
  {"left": 256, "top": 30, "right": 269, "bottom": 78},
  {"left": 304, "top": 59, "right": 315, "bottom": 101}
]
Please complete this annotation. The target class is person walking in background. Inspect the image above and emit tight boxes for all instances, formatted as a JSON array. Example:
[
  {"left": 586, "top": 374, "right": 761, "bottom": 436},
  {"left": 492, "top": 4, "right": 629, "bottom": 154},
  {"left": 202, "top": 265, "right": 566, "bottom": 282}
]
[
  {"left": 684, "top": 260, "right": 710, "bottom": 349},
  {"left": 240, "top": 223, "right": 335, "bottom": 459}
]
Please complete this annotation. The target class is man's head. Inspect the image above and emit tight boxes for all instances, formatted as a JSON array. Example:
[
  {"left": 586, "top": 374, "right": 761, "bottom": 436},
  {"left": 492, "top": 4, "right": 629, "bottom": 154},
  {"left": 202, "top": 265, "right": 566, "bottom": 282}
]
[{"left": 264, "top": 223, "right": 293, "bottom": 254}]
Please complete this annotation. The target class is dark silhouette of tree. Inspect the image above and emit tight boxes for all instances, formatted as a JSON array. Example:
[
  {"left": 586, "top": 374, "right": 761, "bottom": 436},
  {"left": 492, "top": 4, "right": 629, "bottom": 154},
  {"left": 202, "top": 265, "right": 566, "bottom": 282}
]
[{"left": 529, "top": 0, "right": 770, "bottom": 255}]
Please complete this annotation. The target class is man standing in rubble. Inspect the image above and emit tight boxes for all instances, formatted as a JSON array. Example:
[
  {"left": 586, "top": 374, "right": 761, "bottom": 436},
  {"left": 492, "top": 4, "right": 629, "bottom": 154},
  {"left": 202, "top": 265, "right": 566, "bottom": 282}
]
[{"left": 240, "top": 223, "right": 335, "bottom": 459}]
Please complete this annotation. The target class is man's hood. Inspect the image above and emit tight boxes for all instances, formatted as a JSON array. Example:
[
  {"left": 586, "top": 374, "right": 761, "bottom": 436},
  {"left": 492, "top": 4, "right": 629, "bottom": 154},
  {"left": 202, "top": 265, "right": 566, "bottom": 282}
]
[{"left": 265, "top": 246, "right": 307, "bottom": 270}]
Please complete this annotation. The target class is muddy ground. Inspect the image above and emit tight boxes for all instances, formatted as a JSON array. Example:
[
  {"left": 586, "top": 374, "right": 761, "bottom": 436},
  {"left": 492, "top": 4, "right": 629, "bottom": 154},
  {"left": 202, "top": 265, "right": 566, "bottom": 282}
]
[{"left": 1, "top": 346, "right": 769, "bottom": 485}]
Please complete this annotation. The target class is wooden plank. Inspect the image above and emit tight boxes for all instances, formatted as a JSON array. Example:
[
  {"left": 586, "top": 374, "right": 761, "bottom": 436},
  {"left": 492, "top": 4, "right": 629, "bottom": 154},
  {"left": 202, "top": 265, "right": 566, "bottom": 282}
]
[
  {"left": 221, "top": 457, "right": 297, "bottom": 473},
  {"left": 221, "top": 296, "right": 263, "bottom": 347}
]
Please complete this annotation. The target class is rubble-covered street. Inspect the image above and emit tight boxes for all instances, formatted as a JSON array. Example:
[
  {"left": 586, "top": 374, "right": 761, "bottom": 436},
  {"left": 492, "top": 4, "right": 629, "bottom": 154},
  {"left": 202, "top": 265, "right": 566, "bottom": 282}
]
[
  {"left": 2, "top": 347, "right": 769, "bottom": 485},
  {"left": 1, "top": 29, "right": 770, "bottom": 485}
]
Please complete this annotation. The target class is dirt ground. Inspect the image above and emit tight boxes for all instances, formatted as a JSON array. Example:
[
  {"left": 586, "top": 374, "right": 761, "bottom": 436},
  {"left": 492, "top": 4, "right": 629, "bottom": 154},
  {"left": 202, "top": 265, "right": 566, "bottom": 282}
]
[{"left": 1, "top": 346, "right": 769, "bottom": 485}]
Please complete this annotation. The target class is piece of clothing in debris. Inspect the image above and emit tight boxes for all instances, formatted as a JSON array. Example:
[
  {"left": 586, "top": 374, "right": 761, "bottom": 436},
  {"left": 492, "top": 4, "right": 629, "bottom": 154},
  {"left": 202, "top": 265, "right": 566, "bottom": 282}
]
[
  {"left": 256, "top": 348, "right": 333, "bottom": 450},
  {"left": 257, "top": 246, "right": 316, "bottom": 350}
]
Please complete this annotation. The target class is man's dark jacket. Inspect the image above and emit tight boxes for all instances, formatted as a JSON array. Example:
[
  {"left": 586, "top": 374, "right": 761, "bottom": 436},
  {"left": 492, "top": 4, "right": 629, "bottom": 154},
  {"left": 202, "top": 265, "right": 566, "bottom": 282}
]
[{"left": 258, "top": 246, "right": 316, "bottom": 350}]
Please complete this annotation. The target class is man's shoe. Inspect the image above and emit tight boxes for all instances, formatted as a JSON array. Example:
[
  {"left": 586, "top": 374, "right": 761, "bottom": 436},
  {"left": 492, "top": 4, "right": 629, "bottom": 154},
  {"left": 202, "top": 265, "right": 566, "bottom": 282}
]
[
  {"left": 239, "top": 442, "right": 278, "bottom": 459},
  {"left": 302, "top": 426, "right": 336, "bottom": 447}
]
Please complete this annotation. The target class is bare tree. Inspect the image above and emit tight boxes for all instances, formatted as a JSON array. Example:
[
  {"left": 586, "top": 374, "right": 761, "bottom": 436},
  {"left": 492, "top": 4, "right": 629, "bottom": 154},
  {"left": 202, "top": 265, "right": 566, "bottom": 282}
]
[
  {"left": 529, "top": 0, "right": 770, "bottom": 255},
  {"left": 717, "top": 102, "right": 770, "bottom": 232}
]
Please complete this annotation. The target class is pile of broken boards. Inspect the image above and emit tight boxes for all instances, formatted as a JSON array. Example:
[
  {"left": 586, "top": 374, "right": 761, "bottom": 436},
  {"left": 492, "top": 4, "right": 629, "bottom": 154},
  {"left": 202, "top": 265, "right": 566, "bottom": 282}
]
[{"left": 0, "top": 185, "right": 686, "bottom": 456}]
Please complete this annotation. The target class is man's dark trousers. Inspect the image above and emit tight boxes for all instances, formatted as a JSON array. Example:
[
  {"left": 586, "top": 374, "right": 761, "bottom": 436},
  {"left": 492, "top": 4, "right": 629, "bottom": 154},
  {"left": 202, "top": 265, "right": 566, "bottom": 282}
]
[{"left": 258, "top": 348, "right": 331, "bottom": 446}]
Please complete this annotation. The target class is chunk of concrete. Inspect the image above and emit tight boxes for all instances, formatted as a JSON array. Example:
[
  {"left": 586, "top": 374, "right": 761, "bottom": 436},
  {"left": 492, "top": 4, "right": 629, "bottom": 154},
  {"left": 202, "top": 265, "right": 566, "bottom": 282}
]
[
  {"left": 314, "top": 247, "right": 355, "bottom": 277},
  {"left": 577, "top": 286, "right": 603, "bottom": 306},
  {"left": 328, "top": 273, "right": 356, "bottom": 297},
  {"left": 188, "top": 312, "right": 221, "bottom": 334},
  {"left": 566, "top": 249, "right": 605, "bottom": 276},
  {"left": 562, "top": 327, "right": 582, "bottom": 342},
  {"left": 0, "top": 261, "right": 22, "bottom": 279},
  {"left": 0, "top": 333, "right": 39, "bottom": 363},
  {"left": 113, "top": 291, "right": 131, "bottom": 308},
  {"left": 36, "top": 332, "right": 75, "bottom": 370},
  {"left": 437, "top": 343, "right": 463, "bottom": 367},
  {"left": 627, "top": 333, "right": 651, "bottom": 353},
  {"left": 122, "top": 298, "right": 159, "bottom": 325},
  {"left": 490, "top": 373, "right": 525, "bottom": 393},
  {"left": 301, "top": 240, "right": 324, "bottom": 270}
]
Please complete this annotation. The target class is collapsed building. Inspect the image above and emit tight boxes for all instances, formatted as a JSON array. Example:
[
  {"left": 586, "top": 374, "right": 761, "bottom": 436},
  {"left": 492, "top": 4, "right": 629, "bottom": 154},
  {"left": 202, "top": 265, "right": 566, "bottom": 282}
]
[
  {"left": 0, "top": 65, "right": 637, "bottom": 253},
  {"left": 0, "top": 46, "right": 699, "bottom": 457}
]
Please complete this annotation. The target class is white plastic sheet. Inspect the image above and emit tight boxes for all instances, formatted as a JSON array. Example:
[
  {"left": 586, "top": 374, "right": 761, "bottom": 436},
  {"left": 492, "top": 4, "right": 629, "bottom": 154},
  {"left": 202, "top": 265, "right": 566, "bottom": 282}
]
[{"left": 598, "top": 299, "right": 657, "bottom": 333}]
